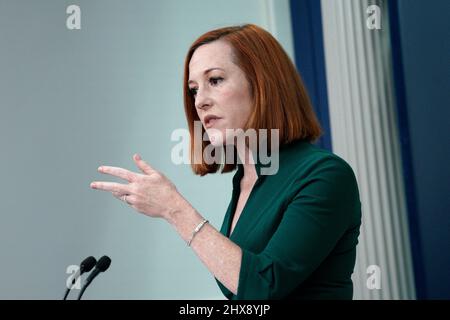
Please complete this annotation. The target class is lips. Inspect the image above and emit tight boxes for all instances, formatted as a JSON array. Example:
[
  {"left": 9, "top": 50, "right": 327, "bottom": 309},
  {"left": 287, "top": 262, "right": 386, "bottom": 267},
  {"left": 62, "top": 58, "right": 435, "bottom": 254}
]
[{"left": 204, "top": 115, "right": 222, "bottom": 128}]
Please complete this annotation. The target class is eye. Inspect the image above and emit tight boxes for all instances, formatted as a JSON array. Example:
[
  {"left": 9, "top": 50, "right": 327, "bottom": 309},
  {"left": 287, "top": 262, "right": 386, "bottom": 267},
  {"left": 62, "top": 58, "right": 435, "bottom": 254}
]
[
  {"left": 209, "top": 77, "right": 224, "bottom": 86},
  {"left": 189, "top": 87, "right": 198, "bottom": 97}
]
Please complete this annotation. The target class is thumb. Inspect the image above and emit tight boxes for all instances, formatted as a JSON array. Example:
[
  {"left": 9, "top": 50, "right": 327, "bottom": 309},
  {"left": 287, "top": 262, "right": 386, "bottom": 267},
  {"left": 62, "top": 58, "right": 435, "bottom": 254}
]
[{"left": 133, "top": 154, "right": 154, "bottom": 175}]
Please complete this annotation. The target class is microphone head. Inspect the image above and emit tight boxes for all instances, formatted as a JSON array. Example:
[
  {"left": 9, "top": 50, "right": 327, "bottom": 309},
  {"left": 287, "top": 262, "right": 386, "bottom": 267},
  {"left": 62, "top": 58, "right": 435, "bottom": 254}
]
[
  {"left": 96, "top": 255, "right": 111, "bottom": 272},
  {"left": 80, "top": 256, "right": 97, "bottom": 274}
]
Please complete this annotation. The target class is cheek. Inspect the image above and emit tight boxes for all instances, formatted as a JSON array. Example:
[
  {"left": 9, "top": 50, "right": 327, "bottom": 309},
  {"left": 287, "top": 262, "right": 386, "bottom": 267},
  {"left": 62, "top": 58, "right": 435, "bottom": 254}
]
[
  {"left": 222, "top": 88, "right": 252, "bottom": 125},
  {"left": 235, "top": 101, "right": 252, "bottom": 127}
]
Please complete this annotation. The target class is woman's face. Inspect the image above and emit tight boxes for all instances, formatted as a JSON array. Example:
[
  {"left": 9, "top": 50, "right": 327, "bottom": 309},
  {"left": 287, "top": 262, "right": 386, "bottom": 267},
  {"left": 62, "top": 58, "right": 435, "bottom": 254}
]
[{"left": 188, "top": 40, "right": 253, "bottom": 146}]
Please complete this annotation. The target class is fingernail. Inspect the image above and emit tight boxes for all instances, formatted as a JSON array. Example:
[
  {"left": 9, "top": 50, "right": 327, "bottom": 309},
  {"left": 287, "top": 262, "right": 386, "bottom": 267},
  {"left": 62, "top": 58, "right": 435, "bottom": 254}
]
[
  {"left": 90, "top": 183, "right": 96, "bottom": 188},
  {"left": 135, "top": 154, "right": 141, "bottom": 160},
  {"left": 98, "top": 166, "right": 102, "bottom": 171}
]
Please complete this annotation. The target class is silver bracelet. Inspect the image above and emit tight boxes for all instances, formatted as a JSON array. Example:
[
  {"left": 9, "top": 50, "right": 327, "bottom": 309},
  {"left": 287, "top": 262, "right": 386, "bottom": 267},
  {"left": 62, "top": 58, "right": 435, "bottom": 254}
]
[{"left": 187, "top": 219, "right": 209, "bottom": 247}]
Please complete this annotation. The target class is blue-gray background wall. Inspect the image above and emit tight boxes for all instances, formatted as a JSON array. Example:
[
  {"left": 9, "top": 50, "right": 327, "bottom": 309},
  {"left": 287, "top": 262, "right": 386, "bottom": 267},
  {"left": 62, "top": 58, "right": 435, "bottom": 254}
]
[
  {"left": 0, "top": 0, "right": 294, "bottom": 299},
  {"left": 393, "top": 0, "right": 450, "bottom": 299}
]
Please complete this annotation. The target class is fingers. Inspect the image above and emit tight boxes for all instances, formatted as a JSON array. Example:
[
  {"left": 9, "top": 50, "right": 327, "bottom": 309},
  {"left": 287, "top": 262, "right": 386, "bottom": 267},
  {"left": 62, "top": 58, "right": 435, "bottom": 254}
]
[
  {"left": 124, "top": 195, "right": 136, "bottom": 205},
  {"left": 112, "top": 192, "right": 135, "bottom": 205},
  {"left": 98, "top": 166, "right": 137, "bottom": 182},
  {"left": 133, "top": 153, "right": 155, "bottom": 175},
  {"left": 90, "top": 181, "right": 130, "bottom": 194},
  {"left": 91, "top": 154, "right": 155, "bottom": 207}
]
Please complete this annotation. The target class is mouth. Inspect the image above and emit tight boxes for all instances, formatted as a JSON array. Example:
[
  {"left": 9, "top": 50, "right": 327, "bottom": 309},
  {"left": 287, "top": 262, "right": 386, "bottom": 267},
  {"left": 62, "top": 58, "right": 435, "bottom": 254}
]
[{"left": 204, "top": 115, "right": 223, "bottom": 128}]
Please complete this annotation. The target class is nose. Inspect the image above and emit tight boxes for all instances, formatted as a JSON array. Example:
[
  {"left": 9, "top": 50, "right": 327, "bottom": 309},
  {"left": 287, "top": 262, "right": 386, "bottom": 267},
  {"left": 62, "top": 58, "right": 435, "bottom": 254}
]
[{"left": 194, "top": 87, "right": 212, "bottom": 110}]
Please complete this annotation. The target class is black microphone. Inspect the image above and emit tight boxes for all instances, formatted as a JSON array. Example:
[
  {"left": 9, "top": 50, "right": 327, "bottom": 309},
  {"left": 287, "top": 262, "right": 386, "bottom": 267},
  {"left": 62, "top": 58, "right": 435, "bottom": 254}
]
[
  {"left": 77, "top": 255, "right": 111, "bottom": 300},
  {"left": 63, "top": 256, "right": 97, "bottom": 300}
]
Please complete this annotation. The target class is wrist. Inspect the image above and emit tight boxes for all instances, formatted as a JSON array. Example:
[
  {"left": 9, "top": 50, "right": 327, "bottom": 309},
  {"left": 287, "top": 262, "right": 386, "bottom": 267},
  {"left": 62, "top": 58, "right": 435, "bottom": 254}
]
[
  {"left": 164, "top": 194, "right": 197, "bottom": 225},
  {"left": 187, "top": 219, "right": 209, "bottom": 246},
  {"left": 164, "top": 195, "right": 206, "bottom": 244}
]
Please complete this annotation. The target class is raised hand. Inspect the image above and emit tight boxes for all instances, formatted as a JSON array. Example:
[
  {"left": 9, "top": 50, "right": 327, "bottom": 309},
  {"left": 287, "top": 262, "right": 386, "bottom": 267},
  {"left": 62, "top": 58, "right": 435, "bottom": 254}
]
[{"left": 90, "top": 154, "right": 184, "bottom": 219}]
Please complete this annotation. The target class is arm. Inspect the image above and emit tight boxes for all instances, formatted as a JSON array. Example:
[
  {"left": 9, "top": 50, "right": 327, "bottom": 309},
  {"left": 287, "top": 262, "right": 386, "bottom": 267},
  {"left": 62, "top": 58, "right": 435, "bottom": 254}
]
[
  {"left": 90, "top": 154, "right": 242, "bottom": 294},
  {"left": 165, "top": 196, "right": 242, "bottom": 295}
]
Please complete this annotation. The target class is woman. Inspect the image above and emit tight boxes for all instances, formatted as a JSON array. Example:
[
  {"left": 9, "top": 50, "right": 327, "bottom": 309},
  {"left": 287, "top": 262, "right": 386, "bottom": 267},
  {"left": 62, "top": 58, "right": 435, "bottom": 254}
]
[{"left": 90, "top": 24, "right": 362, "bottom": 300}]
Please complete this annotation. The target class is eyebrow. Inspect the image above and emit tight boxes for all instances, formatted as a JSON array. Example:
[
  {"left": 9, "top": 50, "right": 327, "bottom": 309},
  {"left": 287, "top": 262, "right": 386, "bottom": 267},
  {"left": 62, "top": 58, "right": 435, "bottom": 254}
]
[{"left": 188, "top": 68, "right": 225, "bottom": 85}]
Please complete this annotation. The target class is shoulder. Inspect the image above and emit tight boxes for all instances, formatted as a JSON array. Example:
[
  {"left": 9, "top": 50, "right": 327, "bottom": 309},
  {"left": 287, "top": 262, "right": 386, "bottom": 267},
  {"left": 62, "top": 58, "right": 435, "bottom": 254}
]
[
  {"left": 280, "top": 141, "right": 361, "bottom": 222},
  {"left": 269, "top": 141, "right": 360, "bottom": 208},
  {"left": 279, "top": 140, "right": 357, "bottom": 182}
]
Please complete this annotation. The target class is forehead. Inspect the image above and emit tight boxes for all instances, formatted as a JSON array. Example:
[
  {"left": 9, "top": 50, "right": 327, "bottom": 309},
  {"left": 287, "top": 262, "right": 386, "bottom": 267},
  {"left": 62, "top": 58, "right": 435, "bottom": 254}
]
[{"left": 189, "top": 41, "right": 234, "bottom": 76}]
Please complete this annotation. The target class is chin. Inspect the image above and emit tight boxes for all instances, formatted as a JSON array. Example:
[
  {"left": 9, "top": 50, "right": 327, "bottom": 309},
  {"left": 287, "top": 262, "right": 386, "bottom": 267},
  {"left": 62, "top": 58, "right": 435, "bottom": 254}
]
[
  {"left": 205, "top": 128, "right": 225, "bottom": 147},
  {"left": 208, "top": 134, "right": 225, "bottom": 147}
]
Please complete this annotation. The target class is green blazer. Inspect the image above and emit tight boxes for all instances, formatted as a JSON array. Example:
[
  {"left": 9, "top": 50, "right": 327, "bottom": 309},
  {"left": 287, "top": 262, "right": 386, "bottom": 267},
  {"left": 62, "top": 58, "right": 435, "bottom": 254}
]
[{"left": 216, "top": 140, "right": 362, "bottom": 299}]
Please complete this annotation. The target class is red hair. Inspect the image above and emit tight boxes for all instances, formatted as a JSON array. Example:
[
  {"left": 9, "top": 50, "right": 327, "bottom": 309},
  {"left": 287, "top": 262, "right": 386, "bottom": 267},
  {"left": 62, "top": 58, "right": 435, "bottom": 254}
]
[{"left": 183, "top": 24, "right": 322, "bottom": 176}]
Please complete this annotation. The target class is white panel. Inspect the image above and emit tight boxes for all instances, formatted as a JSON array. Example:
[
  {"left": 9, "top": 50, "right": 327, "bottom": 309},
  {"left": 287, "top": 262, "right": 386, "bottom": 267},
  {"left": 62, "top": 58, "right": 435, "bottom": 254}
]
[{"left": 321, "top": 0, "right": 416, "bottom": 299}]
